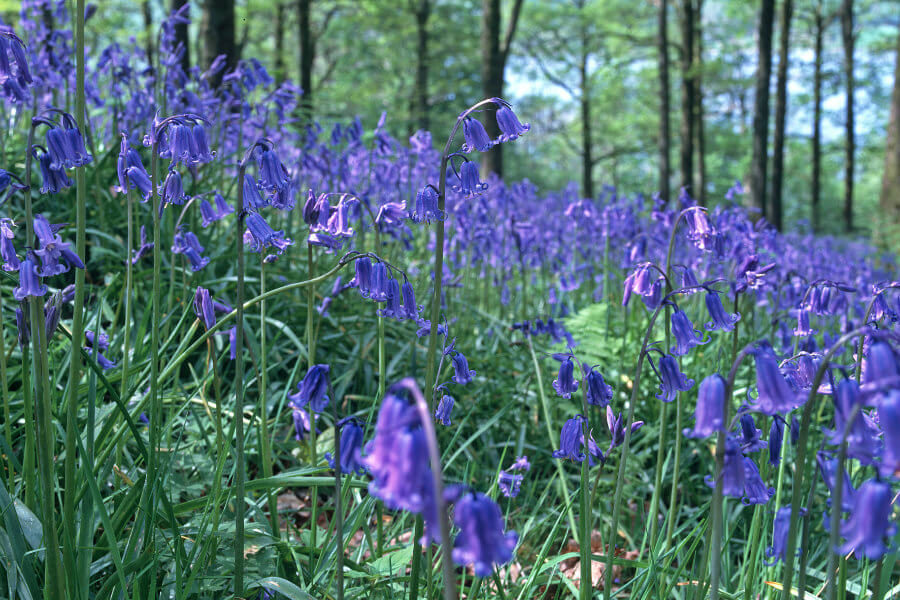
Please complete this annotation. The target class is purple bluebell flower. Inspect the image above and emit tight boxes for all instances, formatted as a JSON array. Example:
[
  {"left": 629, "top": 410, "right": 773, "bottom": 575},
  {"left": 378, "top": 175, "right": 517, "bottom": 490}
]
[
  {"left": 509, "top": 456, "right": 530, "bottom": 471},
  {"left": 747, "top": 344, "right": 801, "bottom": 415},
  {"left": 704, "top": 291, "right": 740, "bottom": 332},
  {"left": 1, "top": 218, "right": 19, "bottom": 271},
  {"left": 14, "top": 254, "right": 47, "bottom": 300},
  {"left": 37, "top": 150, "right": 72, "bottom": 194},
  {"left": 412, "top": 186, "right": 442, "bottom": 224},
  {"left": 738, "top": 413, "right": 767, "bottom": 453},
  {"left": 622, "top": 263, "right": 656, "bottom": 307},
  {"left": 190, "top": 124, "right": 215, "bottom": 164},
  {"left": 792, "top": 309, "right": 816, "bottom": 337},
  {"left": 498, "top": 470, "right": 524, "bottom": 498},
  {"left": 742, "top": 457, "right": 774, "bottom": 505},
  {"left": 172, "top": 229, "right": 210, "bottom": 272},
  {"left": 863, "top": 342, "right": 899, "bottom": 389},
  {"left": 257, "top": 147, "right": 290, "bottom": 192},
  {"left": 85, "top": 330, "right": 110, "bottom": 353},
  {"left": 33, "top": 215, "right": 84, "bottom": 276},
  {"left": 765, "top": 507, "right": 806, "bottom": 565},
  {"left": 817, "top": 452, "right": 855, "bottom": 514},
  {"left": 131, "top": 226, "right": 153, "bottom": 264},
  {"left": 553, "top": 415, "right": 603, "bottom": 465},
  {"left": 199, "top": 199, "right": 220, "bottom": 227},
  {"left": 307, "top": 231, "right": 342, "bottom": 251},
  {"left": 584, "top": 367, "right": 613, "bottom": 407},
  {"left": 160, "top": 169, "right": 189, "bottom": 207},
  {"left": 673, "top": 264, "right": 699, "bottom": 290},
  {"left": 45, "top": 117, "right": 92, "bottom": 170},
  {"left": 552, "top": 356, "right": 579, "bottom": 399},
  {"left": 839, "top": 479, "right": 896, "bottom": 560},
  {"left": 607, "top": 405, "right": 643, "bottom": 452},
  {"left": 451, "top": 352, "right": 476, "bottom": 385},
  {"left": 451, "top": 490, "right": 518, "bottom": 576},
  {"left": 351, "top": 257, "right": 373, "bottom": 298},
  {"left": 877, "top": 390, "right": 900, "bottom": 478},
  {"left": 454, "top": 161, "right": 488, "bottom": 197},
  {"left": 0, "top": 29, "right": 32, "bottom": 91},
  {"left": 706, "top": 438, "right": 745, "bottom": 499},
  {"left": 288, "top": 402, "right": 315, "bottom": 441},
  {"left": 375, "top": 202, "right": 408, "bottom": 227},
  {"left": 245, "top": 212, "right": 293, "bottom": 254},
  {"left": 435, "top": 395, "right": 454, "bottom": 426},
  {"left": 493, "top": 101, "right": 530, "bottom": 142},
  {"left": 826, "top": 379, "right": 880, "bottom": 465},
  {"left": 400, "top": 280, "right": 421, "bottom": 320},
  {"left": 684, "top": 374, "right": 726, "bottom": 439},
  {"left": 769, "top": 417, "right": 784, "bottom": 467},
  {"left": 43, "top": 293, "right": 62, "bottom": 341},
  {"left": 290, "top": 365, "right": 331, "bottom": 413},
  {"left": 683, "top": 207, "right": 716, "bottom": 251},
  {"left": 379, "top": 277, "right": 404, "bottom": 319},
  {"left": 242, "top": 173, "right": 266, "bottom": 210},
  {"left": 655, "top": 354, "right": 694, "bottom": 402},
  {"left": 325, "top": 418, "right": 367, "bottom": 476},
  {"left": 92, "top": 352, "right": 117, "bottom": 370},
  {"left": 462, "top": 117, "right": 494, "bottom": 152},
  {"left": 193, "top": 286, "right": 216, "bottom": 330},
  {"left": 15, "top": 305, "right": 28, "bottom": 349},
  {"left": 369, "top": 262, "right": 390, "bottom": 302},
  {"left": 670, "top": 308, "right": 707, "bottom": 356}
]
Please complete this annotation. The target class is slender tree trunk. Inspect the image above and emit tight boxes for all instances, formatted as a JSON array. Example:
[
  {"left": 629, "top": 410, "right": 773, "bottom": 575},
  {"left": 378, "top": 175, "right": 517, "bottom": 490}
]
[
  {"left": 274, "top": 2, "right": 286, "bottom": 85},
  {"left": 750, "top": 0, "right": 775, "bottom": 218},
  {"left": 480, "top": 0, "right": 524, "bottom": 178},
  {"left": 841, "top": 0, "right": 855, "bottom": 232},
  {"left": 693, "top": 0, "right": 706, "bottom": 203},
  {"left": 580, "top": 54, "right": 593, "bottom": 199},
  {"left": 879, "top": 21, "right": 900, "bottom": 231},
  {"left": 200, "top": 0, "right": 237, "bottom": 87},
  {"left": 143, "top": 0, "right": 154, "bottom": 67},
  {"left": 770, "top": 0, "right": 792, "bottom": 230},
  {"left": 298, "top": 0, "right": 314, "bottom": 120},
  {"left": 679, "top": 0, "right": 695, "bottom": 194},
  {"left": 172, "top": 0, "right": 190, "bottom": 73},
  {"left": 658, "top": 0, "right": 672, "bottom": 202},
  {"left": 413, "top": 0, "right": 431, "bottom": 132},
  {"left": 812, "top": 1, "right": 824, "bottom": 231}
]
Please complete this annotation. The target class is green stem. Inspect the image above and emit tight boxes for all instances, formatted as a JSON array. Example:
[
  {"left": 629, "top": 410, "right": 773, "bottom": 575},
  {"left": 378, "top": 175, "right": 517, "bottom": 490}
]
[
  {"left": 579, "top": 388, "right": 592, "bottom": 600},
  {"left": 332, "top": 391, "right": 344, "bottom": 600},
  {"left": 306, "top": 241, "right": 319, "bottom": 578},
  {"left": 233, "top": 168, "right": 248, "bottom": 597},
  {"left": 259, "top": 261, "right": 278, "bottom": 537},
  {"left": 0, "top": 264, "right": 11, "bottom": 487}
]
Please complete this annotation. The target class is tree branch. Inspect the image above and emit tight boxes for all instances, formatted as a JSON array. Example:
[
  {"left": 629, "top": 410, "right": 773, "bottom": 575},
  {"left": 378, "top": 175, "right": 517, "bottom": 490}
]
[{"left": 500, "top": 0, "right": 525, "bottom": 66}]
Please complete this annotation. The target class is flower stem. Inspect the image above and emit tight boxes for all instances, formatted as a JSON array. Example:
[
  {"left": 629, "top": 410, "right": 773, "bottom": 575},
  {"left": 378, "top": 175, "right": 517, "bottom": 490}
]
[
  {"left": 259, "top": 261, "right": 279, "bottom": 537},
  {"left": 233, "top": 166, "right": 248, "bottom": 597},
  {"left": 332, "top": 393, "right": 344, "bottom": 600}
]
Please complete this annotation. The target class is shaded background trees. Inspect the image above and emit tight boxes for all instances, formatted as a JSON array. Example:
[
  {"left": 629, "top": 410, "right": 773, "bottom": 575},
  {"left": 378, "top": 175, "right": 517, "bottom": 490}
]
[{"left": 28, "top": 0, "right": 900, "bottom": 240}]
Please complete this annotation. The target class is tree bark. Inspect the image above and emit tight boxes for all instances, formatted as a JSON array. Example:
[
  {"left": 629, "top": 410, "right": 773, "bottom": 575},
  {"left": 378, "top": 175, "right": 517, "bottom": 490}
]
[
  {"left": 879, "top": 21, "right": 900, "bottom": 229},
  {"left": 200, "top": 0, "right": 237, "bottom": 87},
  {"left": 143, "top": 0, "right": 154, "bottom": 68},
  {"left": 172, "top": 0, "right": 190, "bottom": 73},
  {"left": 812, "top": 1, "right": 824, "bottom": 232},
  {"left": 413, "top": 0, "right": 431, "bottom": 132},
  {"left": 274, "top": 2, "right": 286, "bottom": 85},
  {"left": 658, "top": 0, "right": 672, "bottom": 202},
  {"left": 770, "top": 0, "right": 792, "bottom": 230},
  {"left": 579, "top": 7, "right": 594, "bottom": 199},
  {"left": 749, "top": 0, "right": 775, "bottom": 218},
  {"left": 841, "top": 0, "right": 855, "bottom": 232},
  {"left": 298, "top": 0, "right": 315, "bottom": 120},
  {"left": 679, "top": 0, "right": 695, "bottom": 195},
  {"left": 480, "top": 0, "right": 524, "bottom": 178},
  {"left": 693, "top": 0, "right": 706, "bottom": 204}
]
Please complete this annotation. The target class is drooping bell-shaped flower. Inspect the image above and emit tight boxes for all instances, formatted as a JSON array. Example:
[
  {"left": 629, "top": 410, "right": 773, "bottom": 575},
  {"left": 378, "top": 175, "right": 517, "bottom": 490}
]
[
  {"left": 244, "top": 212, "right": 293, "bottom": 254},
  {"left": 769, "top": 417, "right": 784, "bottom": 467},
  {"left": 242, "top": 173, "right": 267, "bottom": 210},
  {"left": 193, "top": 286, "right": 216, "bottom": 330},
  {"left": 171, "top": 228, "right": 210, "bottom": 272},
  {"left": 451, "top": 352, "right": 476, "bottom": 385},
  {"left": 0, "top": 218, "right": 19, "bottom": 272},
  {"left": 161, "top": 169, "right": 189, "bottom": 206},
  {"left": 451, "top": 491, "right": 518, "bottom": 576},
  {"left": 839, "top": 479, "right": 897, "bottom": 560},
  {"left": 825, "top": 380, "right": 880, "bottom": 465},
  {"left": 553, "top": 415, "right": 603, "bottom": 465},
  {"left": 401, "top": 280, "right": 421, "bottom": 320},
  {"left": 877, "top": 390, "right": 900, "bottom": 477},
  {"left": 435, "top": 395, "right": 454, "bottom": 426},
  {"left": 863, "top": 342, "right": 899, "bottom": 389},
  {"left": 706, "top": 438, "right": 745, "bottom": 499},
  {"left": 378, "top": 277, "right": 403, "bottom": 319},
  {"left": 704, "top": 291, "right": 740, "bottom": 332},
  {"left": 498, "top": 470, "right": 524, "bottom": 498},
  {"left": 584, "top": 367, "right": 614, "bottom": 407},
  {"left": 131, "top": 225, "right": 154, "bottom": 264},
  {"left": 375, "top": 202, "right": 408, "bottom": 227},
  {"left": 622, "top": 263, "right": 656, "bottom": 307},
  {"left": 765, "top": 506, "right": 806, "bottom": 565},
  {"left": 37, "top": 151, "right": 72, "bottom": 194},
  {"left": 493, "top": 102, "right": 530, "bottom": 142},
  {"left": 462, "top": 117, "right": 494, "bottom": 152},
  {"left": 289, "top": 364, "right": 331, "bottom": 413},
  {"left": 737, "top": 413, "right": 767, "bottom": 453},
  {"left": 741, "top": 457, "right": 774, "bottom": 505},
  {"left": 288, "top": 403, "right": 314, "bottom": 441},
  {"left": 411, "top": 186, "right": 442, "bottom": 224},
  {"left": 351, "top": 257, "right": 373, "bottom": 298},
  {"left": 655, "top": 354, "right": 695, "bottom": 402},
  {"left": 817, "top": 451, "right": 855, "bottom": 514},
  {"left": 552, "top": 356, "right": 579, "bottom": 399},
  {"left": 793, "top": 309, "right": 817, "bottom": 337},
  {"left": 325, "top": 418, "right": 367, "bottom": 475},
  {"left": 85, "top": 329, "right": 110, "bottom": 353},
  {"left": 15, "top": 304, "right": 28, "bottom": 348},
  {"left": 684, "top": 374, "right": 726, "bottom": 439},
  {"left": 510, "top": 456, "right": 530, "bottom": 471},
  {"left": 747, "top": 343, "right": 801, "bottom": 415},
  {"left": 14, "top": 254, "right": 47, "bottom": 300},
  {"left": 33, "top": 215, "right": 84, "bottom": 276},
  {"left": 683, "top": 207, "right": 716, "bottom": 251},
  {"left": 454, "top": 161, "right": 488, "bottom": 197},
  {"left": 257, "top": 147, "right": 289, "bottom": 192},
  {"left": 607, "top": 405, "right": 643, "bottom": 453},
  {"left": 670, "top": 308, "right": 707, "bottom": 356}
]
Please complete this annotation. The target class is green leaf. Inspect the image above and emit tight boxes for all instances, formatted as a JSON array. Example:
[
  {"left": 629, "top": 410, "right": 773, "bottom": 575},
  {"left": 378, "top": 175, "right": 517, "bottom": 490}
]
[
  {"left": 248, "top": 577, "right": 314, "bottom": 600},
  {"left": 367, "top": 545, "right": 415, "bottom": 577}
]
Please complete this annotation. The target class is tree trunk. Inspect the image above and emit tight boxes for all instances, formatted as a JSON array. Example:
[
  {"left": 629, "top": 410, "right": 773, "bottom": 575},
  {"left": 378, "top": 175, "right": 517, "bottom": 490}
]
[
  {"left": 841, "top": 0, "right": 855, "bottom": 232},
  {"left": 298, "top": 0, "right": 315, "bottom": 120},
  {"left": 879, "top": 21, "right": 900, "bottom": 230},
  {"left": 274, "top": 2, "right": 286, "bottom": 85},
  {"left": 580, "top": 49, "right": 593, "bottom": 199},
  {"left": 413, "top": 0, "right": 431, "bottom": 132},
  {"left": 770, "top": 0, "right": 792, "bottom": 230},
  {"left": 143, "top": 0, "right": 154, "bottom": 67},
  {"left": 693, "top": 0, "right": 706, "bottom": 204},
  {"left": 200, "top": 0, "right": 236, "bottom": 87},
  {"left": 658, "top": 0, "right": 672, "bottom": 202},
  {"left": 812, "top": 1, "right": 824, "bottom": 232},
  {"left": 172, "top": 0, "right": 190, "bottom": 73},
  {"left": 749, "top": 0, "right": 775, "bottom": 218},
  {"left": 679, "top": 0, "right": 695, "bottom": 195}
]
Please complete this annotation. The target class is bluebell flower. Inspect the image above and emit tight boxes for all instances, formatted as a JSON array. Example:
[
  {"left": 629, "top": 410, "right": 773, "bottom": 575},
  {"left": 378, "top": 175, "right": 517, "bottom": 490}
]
[
  {"left": 245, "top": 212, "right": 293, "bottom": 254},
  {"left": 493, "top": 101, "right": 530, "bottom": 142},
  {"left": 765, "top": 506, "right": 806, "bottom": 565},
  {"left": 166, "top": 123, "right": 194, "bottom": 166},
  {"left": 307, "top": 231, "right": 342, "bottom": 251},
  {"left": 552, "top": 356, "right": 579, "bottom": 399},
  {"left": 684, "top": 374, "right": 726, "bottom": 439},
  {"left": 411, "top": 186, "right": 442, "bottom": 223},
  {"left": 15, "top": 305, "right": 28, "bottom": 348},
  {"left": 839, "top": 479, "right": 897, "bottom": 560},
  {"left": 584, "top": 367, "right": 613, "bottom": 407},
  {"left": 289, "top": 364, "right": 331, "bottom": 413},
  {"left": 452, "top": 352, "right": 476, "bottom": 385},
  {"left": 741, "top": 457, "right": 774, "bottom": 505},
  {"left": 877, "top": 390, "right": 900, "bottom": 478},
  {"left": 863, "top": 342, "right": 899, "bottom": 389},
  {"left": 125, "top": 166, "right": 153, "bottom": 200},
  {"left": 190, "top": 124, "right": 215, "bottom": 164},
  {"left": 117, "top": 136, "right": 152, "bottom": 199},
  {"left": 193, "top": 286, "right": 216, "bottom": 330},
  {"left": 172, "top": 228, "right": 210, "bottom": 272},
  {"left": 509, "top": 456, "right": 531, "bottom": 471},
  {"left": 622, "top": 263, "right": 656, "bottom": 306},
  {"left": 351, "top": 257, "right": 373, "bottom": 298},
  {"left": 37, "top": 150, "right": 72, "bottom": 194},
  {"left": 793, "top": 309, "right": 817, "bottom": 337},
  {"left": 323, "top": 196, "right": 357, "bottom": 239},
  {"left": 242, "top": 173, "right": 266, "bottom": 210},
  {"left": 435, "top": 395, "right": 454, "bottom": 426},
  {"left": 683, "top": 207, "right": 716, "bottom": 251},
  {"left": 826, "top": 379, "right": 880, "bottom": 465},
  {"left": 1, "top": 218, "right": 19, "bottom": 272},
  {"left": 817, "top": 452, "right": 855, "bottom": 514},
  {"left": 706, "top": 438, "right": 745, "bottom": 499},
  {"left": 160, "top": 169, "right": 189, "bottom": 207},
  {"left": 85, "top": 329, "right": 110, "bottom": 353},
  {"left": 200, "top": 199, "right": 220, "bottom": 227},
  {"left": 14, "top": 254, "right": 47, "bottom": 300},
  {"left": 401, "top": 280, "right": 421, "bottom": 320},
  {"left": 325, "top": 418, "right": 367, "bottom": 476},
  {"left": 33, "top": 215, "right": 84, "bottom": 276},
  {"left": 43, "top": 292, "right": 63, "bottom": 341},
  {"left": 655, "top": 354, "right": 694, "bottom": 402},
  {"left": 704, "top": 291, "right": 740, "bottom": 332},
  {"left": 92, "top": 352, "right": 117, "bottom": 370},
  {"left": 738, "top": 413, "right": 767, "bottom": 453},
  {"left": 0, "top": 29, "right": 32, "bottom": 91},
  {"left": 379, "top": 277, "right": 404, "bottom": 319},
  {"left": 769, "top": 417, "right": 784, "bottom": 467},
  {"left": 454, "top": 161, "right": 488, "bottom": 197},
  {"left": 674, "top": 264, "right": 699, "bottom": 290},
  {"left": 462, "top": 117, "right": 494, "bottom": 152},
  {"left": 498, "top": 470, "right": 523, "bottom": 498},
  {"left": 747, "top": 344, "right": 801, "bottom": 415},
  {"left": 450, "top": 490, "right": 518, "bottom": 576},
  {"left": 553, "top": 415, "right": 603, "bottom": 465},
  {"left": 45, "top": 117, "right": 92, "bottom": 170},
  {"left": 641, "top": 278, "right": 664, "bottom": 310},
  {"left": 375, "top": 202, "right": 408, "bottom": 227},
  {"left": 607, "top": 406, "right": 643, "bottom": 453},
  {"left": 369, "top": 262, "right": 390, "bottom": 302},
  {"left": 670, "top": 308, "right": 707, "bottom": 356},
  {"left": 288, "top": 402, "right": 315, "bottom": 441},
  {"left": 130, "top": 226, "right": 153, "bottom": 264}
]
